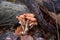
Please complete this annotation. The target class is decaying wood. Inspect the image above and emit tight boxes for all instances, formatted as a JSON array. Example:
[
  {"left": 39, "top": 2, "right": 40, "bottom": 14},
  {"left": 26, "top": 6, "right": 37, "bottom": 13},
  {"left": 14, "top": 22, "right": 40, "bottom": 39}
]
[
  {"left": 48, "top": 12, "right": 60, "bottom": 26},
  {"left": 38, "top": 3, "right": 60, "bottom": 26},
  {"left": 38, "top": 4, "right": 60, "bottom": 40}
]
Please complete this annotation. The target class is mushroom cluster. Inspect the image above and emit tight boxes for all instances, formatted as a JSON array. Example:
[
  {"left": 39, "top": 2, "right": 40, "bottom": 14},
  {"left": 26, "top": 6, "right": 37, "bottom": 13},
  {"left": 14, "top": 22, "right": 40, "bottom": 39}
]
[{"left": 15, "top": 13, "right": 38, "bottom": 35}]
